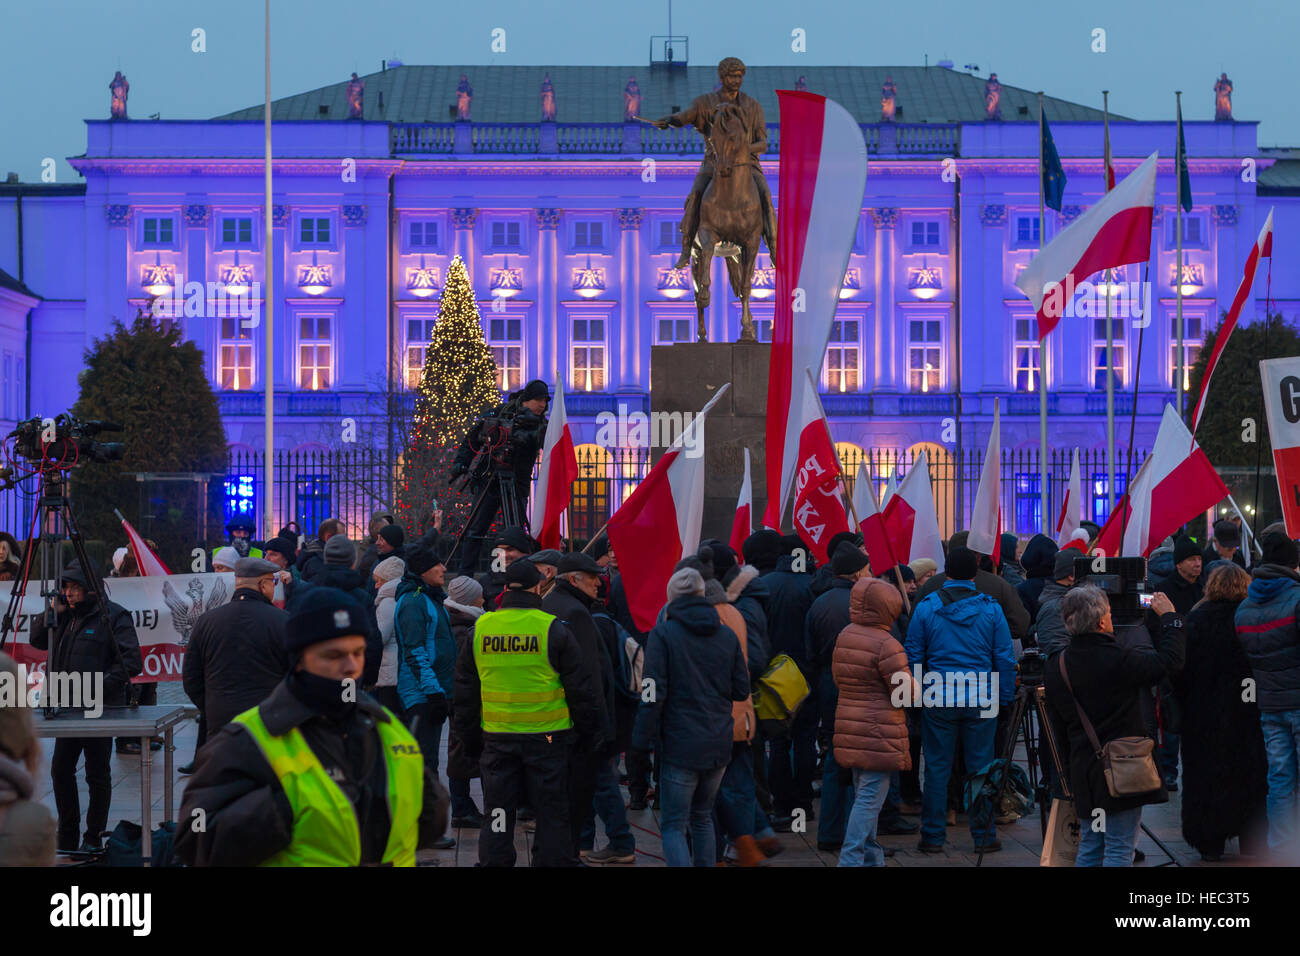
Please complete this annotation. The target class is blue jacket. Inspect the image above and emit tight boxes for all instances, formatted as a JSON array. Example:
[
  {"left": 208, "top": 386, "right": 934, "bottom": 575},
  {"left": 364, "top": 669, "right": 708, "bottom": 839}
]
[
  {"left": 1234, "top": 565, "right": 1300, "bottom": 713},
  {"left": 905, "top": 580, "right": 1016, "bottom": 707},
  {"left": 394, "top": 573, "right": 457, "bottom": 710},
  {"left": 631, "top": 595, "right": 750, "bottom": 771}
]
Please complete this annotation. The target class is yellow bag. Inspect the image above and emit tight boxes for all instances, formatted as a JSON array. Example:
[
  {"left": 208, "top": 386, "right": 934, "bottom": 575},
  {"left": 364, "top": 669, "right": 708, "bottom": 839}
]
[{"left": 753, "top": 654, "right": 811, "bottom": 736}]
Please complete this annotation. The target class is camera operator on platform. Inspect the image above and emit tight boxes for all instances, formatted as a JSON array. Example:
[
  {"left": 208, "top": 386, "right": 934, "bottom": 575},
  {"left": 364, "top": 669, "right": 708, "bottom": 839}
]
[{"left": 450, "top": 379, "right": 549, "bottom": 572}]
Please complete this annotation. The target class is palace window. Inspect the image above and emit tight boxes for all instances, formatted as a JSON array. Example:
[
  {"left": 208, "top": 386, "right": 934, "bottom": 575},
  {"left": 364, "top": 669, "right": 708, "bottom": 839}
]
[
  {"left": 221, "top": 216, "right": 254, "bottom": 247},
  {"left": 490, "top": 220, "right": 523, "bottom": 251},
  {"left": 572, "top": 220, "right": 605, "bottom": 251},
  {"left": 487, "top": 316, "right": 524, "bottom": 392},
  {"left": 1013, "top": 317, "right": 1041, "bottom": 391},
  {"left": 1090, "top": 471, "right": 1129, "bottom": 525},
  {"left": 1014, "top": 215, "right": 1040, "bottom": 247},
  {"left": 404, "top": 317, "right": 437, "bottom": 388},
  {"left": 218, "top": 317, "right": 254, "bottom": 390},
  {"left": 825, "top": 318, "right": 860, "bottom": 392},
  {"left": 1169, "top": 314, "right": 1204, "bottom": 391},
  {"left": 907, "top": 318, "right": 942, "bottom": 392},
  {"left": 409, "top": 220, "right": 439, "bottom": 250},
  {"left": 1014, "top": 472, "right": 1040, "bottom": 538},
  {"left": 141, "top": 216, "right": 175, "bottom": 248},
  {"left": 571, "top": 317, "right": 606, "bottom": 392},
  {"left": 1166, "top": 214, "right": 1206, "bottom": 249},
  {"left": 910, "top": 220, "right": 941, "bottom": 248},
  {"left": 657, "top": 220, "right": 679, "bottom": 251},
  {"left": 297, "top": 315, "right": 332, "bottom": 390},
  {"left": 656, "top": 316, "right": 693, "bottom": 345},
  {"left": 1092, "top": 317, "right": 1125, "bottom": 391},
  {"left": 299, "top": 216, "right": 331, "bottom": 246}
]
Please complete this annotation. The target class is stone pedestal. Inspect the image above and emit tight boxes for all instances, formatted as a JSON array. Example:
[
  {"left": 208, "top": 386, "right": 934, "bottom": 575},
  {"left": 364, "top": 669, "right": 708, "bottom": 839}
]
[{"left": 651, "top": 340, "right": 771, "bottom": 545}]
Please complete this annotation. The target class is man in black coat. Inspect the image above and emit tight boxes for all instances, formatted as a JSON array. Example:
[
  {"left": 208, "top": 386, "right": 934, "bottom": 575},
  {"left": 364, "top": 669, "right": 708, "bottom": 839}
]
[
  {"left": 290, "top": 534, "right": 381, "bottom": 687},
  {"left": 175, "top": 589, "right": 449, "bottom": 866},
  {"left": 182, "top": 557, "right": 290, "bottom": 735},
  {"left": 30, "top": 562, "right": 142, "bottom": 852},
  {"left": 542, "top": 551, "right": 617, "bottom": 858}
]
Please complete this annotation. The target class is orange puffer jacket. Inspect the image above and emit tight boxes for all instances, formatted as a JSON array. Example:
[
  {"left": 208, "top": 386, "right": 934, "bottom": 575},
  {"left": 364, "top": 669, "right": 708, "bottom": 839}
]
[
  {"left": 714, "top": 599, "right": 756, "bottom": 743},
  {"left": 832, "top": 578, "right": 918, "bottom": 771}
]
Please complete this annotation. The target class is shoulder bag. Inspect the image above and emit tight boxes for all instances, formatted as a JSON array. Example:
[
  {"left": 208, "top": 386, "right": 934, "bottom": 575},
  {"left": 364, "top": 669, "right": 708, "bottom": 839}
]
[{"left": 1057, "top": 654, "right": 1162, "bottom": 798}]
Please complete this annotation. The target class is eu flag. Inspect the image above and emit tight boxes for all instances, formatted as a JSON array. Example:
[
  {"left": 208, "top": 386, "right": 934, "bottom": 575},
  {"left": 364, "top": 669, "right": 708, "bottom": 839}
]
[
  {"left": 1176, "top": 101, "right": 1193, "bottom": 213},
  {"left": 1041, "top": 107, "right": 1067, "bottom": 212}
]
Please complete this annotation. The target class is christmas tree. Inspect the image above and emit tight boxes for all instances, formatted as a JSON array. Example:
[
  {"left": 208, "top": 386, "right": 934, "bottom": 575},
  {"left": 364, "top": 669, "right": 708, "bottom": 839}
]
[{"left": 397, "top": 256, "right": 502, "bottom": 539}]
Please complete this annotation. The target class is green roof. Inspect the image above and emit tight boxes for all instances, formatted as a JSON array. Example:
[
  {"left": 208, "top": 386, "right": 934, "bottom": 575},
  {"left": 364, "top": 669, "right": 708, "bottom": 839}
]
[
  {"left": 214, "top": 64, "right": 1126, "bottom": 126},
  {"left": 1260, "top": 151, "right": 1300, "bottom": 194}
]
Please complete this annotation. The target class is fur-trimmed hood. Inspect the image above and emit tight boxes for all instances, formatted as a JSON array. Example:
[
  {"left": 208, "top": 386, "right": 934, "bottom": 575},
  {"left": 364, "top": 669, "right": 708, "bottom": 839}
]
[{"left": 725, "top": 564, "right": 761, "bottom": 603}]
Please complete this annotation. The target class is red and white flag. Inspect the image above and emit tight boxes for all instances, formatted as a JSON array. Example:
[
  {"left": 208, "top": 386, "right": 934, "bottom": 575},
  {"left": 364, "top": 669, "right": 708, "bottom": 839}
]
[
  {"left": 121, "top": 515, "right": 170, "bottom": 576},
  {"left": 791, "top": 371, "right": 851, "bottom": 563},
  {"left": 1016, "top": 152, "right": 1158, "bottom": 339},
  {"left": 881, "top": 468, "right": 899, "bottom": 510},
  {"left": 882, "top": 451, "right": 946, "bottom": 568},
  {"left": 729, "top": 447, "right": 754, "bottom": 555},
  {"left": 530, "top": 381, "right": 578, "bottom": 550},
  {"left": 968, "top": 403, "right": 1003, "bottom": 565},
  {"left": 763, "top": 91, "right": 869, "bottom": 529},
  {"left": 1100, "top": 404, "right": 1228, "bottom": 557},
  {"left": 607, "top": 385, "right": 730, "bottom": 632},
  {"left": 1056, "top": 447, "right": 1083, "bottom": 546},
  {"left": 1190, "top": 208, "right": 1274, "bottom": 443},
  {"left": 852, "top": 460, "right": 896, "bottom": 574}
]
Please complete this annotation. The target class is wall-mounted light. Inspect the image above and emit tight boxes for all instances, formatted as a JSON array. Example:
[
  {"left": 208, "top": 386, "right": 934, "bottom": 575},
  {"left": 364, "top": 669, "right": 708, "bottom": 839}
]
[
  {"left": 1171, "top": 260, "right": 1204, "bottom": 296},
  {"left": 406, "top": 255, "right": 441, "bottom": 298},
  {"left": 572, "top": 256, "right": 606, "bottom": 299},
  {"left": 840, "top": 267, "right": 861, "bottom": 299},
  {"left": 657, "top": 266, "right": 691, "bottom": 299},
  {"left": 489, "top": 256, "right": 523, "bottom": 298},
  {"left": 141, "top": 252, "right": 174, "bottom": 297},
  {"left": 751, "top": 259, "right": 776, "bottom": 299},
  {"left": 221, "top": 249, "right": 254, "bottom": 296},
  {"left": 296, "top": 250, "right": 332, "bottom": 296},
  {"left": 908, "top": 262, "right": 942, "bottom": 300}
]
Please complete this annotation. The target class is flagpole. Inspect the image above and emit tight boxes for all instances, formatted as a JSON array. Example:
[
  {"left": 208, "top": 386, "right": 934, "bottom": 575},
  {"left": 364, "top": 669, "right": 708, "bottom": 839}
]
[
  {"left": 1176, "top": 91, "right": 1185, "bottom": 419},
  {"left": 262, "top": 0, "right": 275, "bottom": 540},
  {"left": 1037, "top": 92, "right": 1050, "bottom": 533},
  {"left": 1104, "top": 91, "right": 1116, "bottom": 514}
]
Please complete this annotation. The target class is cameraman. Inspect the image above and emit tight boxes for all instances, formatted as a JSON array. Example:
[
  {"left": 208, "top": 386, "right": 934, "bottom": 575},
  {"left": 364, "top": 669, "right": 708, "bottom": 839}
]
[{"left": 450, "top": 379, "right": 549, "bottom": 572}]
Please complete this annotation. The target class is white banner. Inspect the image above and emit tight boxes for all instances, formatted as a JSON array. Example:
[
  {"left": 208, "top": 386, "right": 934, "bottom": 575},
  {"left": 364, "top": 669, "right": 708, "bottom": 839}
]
[
  {"left": 1261, "top": 357, "right": 1300, "bottom": 539},
  {"left": 2, "top": 572, "right": 234, "bottom": 682}
]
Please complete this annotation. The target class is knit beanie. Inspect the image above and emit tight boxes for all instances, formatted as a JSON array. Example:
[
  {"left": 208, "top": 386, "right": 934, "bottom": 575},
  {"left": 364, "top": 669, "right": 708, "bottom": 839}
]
[
  {"left": 1262, "top": 531, "right": 1299, "bottom": 570},
  {"left": 946, "top": 547, "right": 979, "bottom": 581},
  {"left": 212, "top": 546, "right": 239, "bottom": 570},
  {"left": 742, "top": 529, "right": 784, "bottom": 572},
  {"left": 446, "top": 574, "right": 485, "bottom": 606},
  {"left": 373, "top": 556, "right": 405, "bottom": 584},
  {"left": 378, "top": 524, "right": 405, "bottom": 549},
  {"left": 666, "top": 567, "right": 705, "bottom": 602},
  {"left": 324, "top": 534, "right": 357, "bottom": 567},
  {"left": 1173, "top": 536, "right": 1201, "bottom": 565},
  {"left": 286, "top": 588, "right": 370, "bottom": 656}
]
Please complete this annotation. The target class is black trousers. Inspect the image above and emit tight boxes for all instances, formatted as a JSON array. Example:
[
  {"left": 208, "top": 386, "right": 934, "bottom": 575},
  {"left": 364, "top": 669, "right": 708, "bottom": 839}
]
[
  {"left": 567, "top": 745, "right": 600, "bottom": 854},
  {"left": 626, "top": 746, "right": 654, "bottom": 800},
  {"left": 52, "top": 737, "right": 113, "bottom": 848},
  {"left": 478, "top": 734, "right": 574, "bottom": 867}
]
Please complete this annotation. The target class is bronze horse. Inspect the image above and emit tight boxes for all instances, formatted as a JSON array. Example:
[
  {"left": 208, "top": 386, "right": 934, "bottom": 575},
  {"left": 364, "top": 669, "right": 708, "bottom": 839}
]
[{"left": 690, "top": 102, "right": 769, "bottom": 342}]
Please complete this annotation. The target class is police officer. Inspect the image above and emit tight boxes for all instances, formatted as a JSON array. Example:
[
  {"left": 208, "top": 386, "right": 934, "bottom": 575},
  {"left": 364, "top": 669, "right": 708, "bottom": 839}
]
[
  {"left": 216, "top": 515, "right": 263, "bottom": 563},
  {"left": 176, "top": 588, "right": 449, "bottom": 866},
  {"left": 453, "top": 560, "right": 603, "bottom": 866}
]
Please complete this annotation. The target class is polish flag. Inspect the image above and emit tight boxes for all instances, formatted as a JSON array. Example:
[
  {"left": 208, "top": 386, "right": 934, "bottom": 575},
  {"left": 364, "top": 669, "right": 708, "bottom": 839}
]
[
  {"left": 968, "top": 403, "right": 1003, "bottom": 566},
  {"left": 607, "top": 385, "right": 730, "bottom": 632},
  {"left": 1056, "top": 447, "right": 1083, "bottom": 546},
  {"left": 530, "top": 382, "right": 578, "bottom": 550},
  {"left": 1190, "top": 208, "right": 1274, "bottom": 444},
  {"left": 1016, "top": 152, "right": 1158, "bottom": 339},
  {"left": 881, "top": 468, "right": 899, "bottom": 510},
  {"left": 729, "top": 448, "right": 753, "bottom": 555},
  {"left": 882, "top": 451, "right": 946, "bottom": 568},
  {"left": 790, "top": 372, "right": 851, "bottom": 563},
  {"left": 120, "top": 514, "right": 170, "bottom": 575},
  {"left": 763, "top": 91, "right": 869, "bottom": 529},
  {"left": 1097, "top": 405, "right": 1229, "bottom": 557},
  {"left": 853, "top": 460, "right": 897, "bottom": 575}
]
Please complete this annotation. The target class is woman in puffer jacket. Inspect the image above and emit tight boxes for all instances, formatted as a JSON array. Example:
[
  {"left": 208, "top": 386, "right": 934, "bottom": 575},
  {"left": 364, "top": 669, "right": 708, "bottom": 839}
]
[
  {"left": 371, "top": 556, "right": 406, "bottom": 716},
  {"left": 832, "top": 578, "right": 920, "bottom": 867}
]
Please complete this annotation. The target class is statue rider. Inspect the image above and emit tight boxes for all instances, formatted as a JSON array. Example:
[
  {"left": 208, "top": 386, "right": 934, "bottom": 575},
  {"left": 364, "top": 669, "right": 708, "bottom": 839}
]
[{"left": 652, "top": 57, "right": 777, "bottom": 270}]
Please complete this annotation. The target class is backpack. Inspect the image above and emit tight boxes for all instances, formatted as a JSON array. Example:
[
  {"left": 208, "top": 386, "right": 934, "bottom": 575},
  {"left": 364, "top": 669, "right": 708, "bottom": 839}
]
[
  {"left": 752, "top": 653, "right": 811, "bottom": 737},
  {"left": 623, "top": 636, "right": 645, "bottom": 698}
]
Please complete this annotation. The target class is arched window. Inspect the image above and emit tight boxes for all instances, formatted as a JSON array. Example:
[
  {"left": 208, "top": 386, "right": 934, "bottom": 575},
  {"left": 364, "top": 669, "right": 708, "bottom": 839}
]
[{"left": 569, "top": 443, "right": 612, "bottom": 543}]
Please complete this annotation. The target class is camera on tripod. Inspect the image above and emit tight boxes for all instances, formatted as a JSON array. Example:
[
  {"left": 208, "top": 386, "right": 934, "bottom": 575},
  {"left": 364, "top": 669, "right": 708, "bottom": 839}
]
[
  {"left": 9, "top": 414, "right": 126, "bottom": 466},
  {"left": 1072, "top": 554, "right": 1148, "bottom": 624}
]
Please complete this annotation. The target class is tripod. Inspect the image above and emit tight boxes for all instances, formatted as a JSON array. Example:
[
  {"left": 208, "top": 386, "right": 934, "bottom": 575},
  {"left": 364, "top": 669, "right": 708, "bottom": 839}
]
[
  {"left": 450, "top": 467, "right": 528, "bottom": 572},
  {"left": 0, "top": 469, "right": 129, "bottom": 718},
  {"left": 977, "top": 680, "right": 1179, "bottom": 867}
]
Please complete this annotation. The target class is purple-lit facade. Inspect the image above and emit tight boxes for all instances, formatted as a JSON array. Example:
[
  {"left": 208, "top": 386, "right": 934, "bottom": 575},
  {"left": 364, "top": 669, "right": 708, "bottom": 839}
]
[{"left": 1, "top": 64, "right": 1297, "bottom": 533}]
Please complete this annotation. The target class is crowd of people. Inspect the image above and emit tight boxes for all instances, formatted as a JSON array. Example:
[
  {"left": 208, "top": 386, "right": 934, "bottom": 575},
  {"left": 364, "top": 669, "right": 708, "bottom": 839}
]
[{"left": 3, "top": 507, "right": 1300, "bottom": 870}]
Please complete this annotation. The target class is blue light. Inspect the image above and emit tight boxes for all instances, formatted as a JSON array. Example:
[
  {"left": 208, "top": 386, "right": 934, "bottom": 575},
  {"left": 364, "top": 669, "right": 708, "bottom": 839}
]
[{"left": 224, "top": 474, "right": 256, "bottom": 522}]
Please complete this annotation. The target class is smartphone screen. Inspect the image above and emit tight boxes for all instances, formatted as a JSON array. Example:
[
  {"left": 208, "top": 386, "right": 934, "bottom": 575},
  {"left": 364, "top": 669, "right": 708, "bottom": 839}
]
[{"left": 1138, "top": 592, "right": 1154, "bottom": 609}]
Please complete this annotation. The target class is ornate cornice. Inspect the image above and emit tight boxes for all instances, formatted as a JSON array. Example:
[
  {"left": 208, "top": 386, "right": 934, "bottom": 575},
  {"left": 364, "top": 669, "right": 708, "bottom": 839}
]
[
  {"left": 69, "top": 158, "right": 403, "bottom": 177},
  {"left": 869, "top": 207, "right": 898, "bottom": 227},
  {"left": 536, "top": 208, "right": 561, "bottom": 229},
  {"left": 452, "top": 208, "right": 478, "bottom": 228},
  {"left": 183, "top": 203, "right": 209, "bottom": 227},
  {"left": 342, "top": 204, "right": 368, "bottom": 226}
]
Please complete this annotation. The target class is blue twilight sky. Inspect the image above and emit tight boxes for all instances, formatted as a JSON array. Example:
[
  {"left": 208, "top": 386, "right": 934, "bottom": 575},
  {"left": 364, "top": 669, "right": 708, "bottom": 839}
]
[{"left": 3, "top": 0, "right": 1297, "bottom": 183}]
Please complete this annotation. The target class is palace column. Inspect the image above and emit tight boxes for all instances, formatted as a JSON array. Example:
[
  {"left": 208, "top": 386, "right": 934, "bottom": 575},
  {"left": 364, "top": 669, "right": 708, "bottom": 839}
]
[
  {"left": 870, "top": 207, "right": 899, "bottom": 390},
  {"left": 537, "top": 208, "right": 561, "bottom": 386},
  {"left": 617, "top": 207, "right": 642, "bottom": 390}
]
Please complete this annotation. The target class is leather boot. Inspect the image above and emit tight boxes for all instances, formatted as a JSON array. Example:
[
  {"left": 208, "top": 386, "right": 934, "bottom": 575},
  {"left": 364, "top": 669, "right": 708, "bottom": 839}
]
[{"left": 732, "top": 835, "right": 766, "bottom": 867}]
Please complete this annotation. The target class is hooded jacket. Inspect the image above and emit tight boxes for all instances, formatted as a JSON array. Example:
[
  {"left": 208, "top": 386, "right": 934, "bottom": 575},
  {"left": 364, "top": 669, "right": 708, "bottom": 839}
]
[
  {"left": 29, "top": 590, "right": 141, "bottom": 709},
  {"left": 1234, "top": 564, "right": 1300, "bottom": 712},
  {"left": 394, "top": 573, "right": 457, "bottom": 710},
  {"left": 1016, "top": 533, "right": 1059, "bottom": 619},
  {"left": 916, "top": 568, "right": 1030, "bottom": 642},
  {"left": 832, "top": 579, "right": 918, "bottom": 771},
  {"left": 905, "top": 580, "right": 1016, "bottom": 708},
  {"left": 761, "top": 554, "right": 815, "bottom": 670},
  {"left": 631, "top": 594, "right": 750, "bottom": 771}
]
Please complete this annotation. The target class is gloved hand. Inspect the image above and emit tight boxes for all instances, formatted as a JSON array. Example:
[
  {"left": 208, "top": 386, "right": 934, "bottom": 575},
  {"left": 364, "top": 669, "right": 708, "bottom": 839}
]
[{"left": 425, "top": 693, "right": 449, "bottom": 724}]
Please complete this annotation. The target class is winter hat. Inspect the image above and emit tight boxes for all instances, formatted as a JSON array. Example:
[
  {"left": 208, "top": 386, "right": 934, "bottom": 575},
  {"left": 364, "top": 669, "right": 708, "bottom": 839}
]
[
  {"left": 405, "top": 544, "right": 445, "bottom": 576},
  {"left": 264, "top": 537, "right": 297, "bottom": 563},
  {"left": 373, "top": 556, "right": 405, "bottom": 584},
  {"left": 909, "top": 557, "right": 938, "bottom": 580},
  {"left": 324, "top": 535, "right": 357, "bottom": 567},
  {"left": 446, "top": 574, "right": 484, "bottom": 606},
  {"left": 494, "top": 526, "right": 536, "bottom": 555},
  {"left": 946, "top": 547, "right": 979, "bottom": 581},
  {"left": 674, "top": 555, "right": 706, "bottom": 577},
  {"left": 742, "top": 529, "right": 784, "bottom": 572},
  {"left": 780, "top": 534, "right": 806, "bottom": 557},
  {"left": 1053, "top": 550, "right": 1079, "bottom": 581},
  {"left": 695, "top": 544, "right": 716, "bottom": 581},
  {"left": 212, "top": 547, "right": 239, "bottom": 571},
  {"left": 520, "top": 379, "right": 550, "bottom": 402},
  {"left": 704, "top": 540, "right": 738, "bottom": 581},
  {"left": 1261, "top": 531, "right": 1299, "bottom": 570},
  {"left": 234, "top": 557, "right": 279, "bottom": 578},
  {"left": 286, "top": 587, "right": 370, "bottom": 656},
  {"left": 827, "top": 531, "right": 862, "bottom": 560},
  {"left": 666, "top": 567, "right": 705, "bottom": 602},
  {"left": 528, "top": 549, "right": 564, "bottom": 568},
  {"left": 112, "top": 547, "right": 128, "bottom": 573},
  {"left": 831, "top": 543, "right": 870, "bottom": 576},
  {"left": 505, "top": 560, "right": 542, "bottom": 590},
  {"left": 893, "top": 563, "right": 916, "bottom": 582},
  {"left": 1173, "top": 536, "right": 1201, "bottom": 565},
  {"left": 1212, "top": 519, "right": 1241, "bottom": 549},
  {"left": 378, "top": 524, "right": 405, "bottom": 549},
  {"left": 703, "top": 578, "right": 729, "bottom": 606},
  {"left": 558, "top": 552, "right": 602, "bottom": 575}
]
